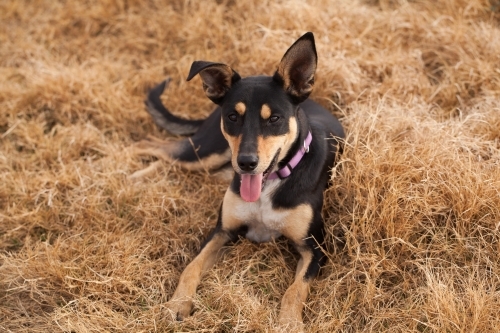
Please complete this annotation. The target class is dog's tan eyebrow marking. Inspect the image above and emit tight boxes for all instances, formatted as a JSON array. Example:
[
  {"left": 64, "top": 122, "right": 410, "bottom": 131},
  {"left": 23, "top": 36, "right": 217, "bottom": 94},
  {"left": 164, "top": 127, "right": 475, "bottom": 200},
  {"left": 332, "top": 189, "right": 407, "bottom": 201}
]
[
  {"left": 260, "top": 104, "right": 271, "bottom": 119},
  {"left": 235, "top": 102, "right": 246, "bottom": 115}
]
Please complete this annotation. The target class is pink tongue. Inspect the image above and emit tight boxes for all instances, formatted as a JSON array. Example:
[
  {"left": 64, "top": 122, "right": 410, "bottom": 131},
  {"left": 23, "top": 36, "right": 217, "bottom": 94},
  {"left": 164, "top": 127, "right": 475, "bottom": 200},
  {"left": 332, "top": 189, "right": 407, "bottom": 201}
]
[{"left": 240, "top": 173, "right": 263, "bottom": 202}]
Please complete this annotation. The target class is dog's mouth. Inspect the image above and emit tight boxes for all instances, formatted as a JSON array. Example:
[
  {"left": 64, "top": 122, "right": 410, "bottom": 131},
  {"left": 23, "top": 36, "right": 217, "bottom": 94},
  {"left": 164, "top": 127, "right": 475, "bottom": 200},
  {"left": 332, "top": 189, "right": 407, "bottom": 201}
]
[{"left": 239, "top": 150, "right": 280, "bottom": 203}]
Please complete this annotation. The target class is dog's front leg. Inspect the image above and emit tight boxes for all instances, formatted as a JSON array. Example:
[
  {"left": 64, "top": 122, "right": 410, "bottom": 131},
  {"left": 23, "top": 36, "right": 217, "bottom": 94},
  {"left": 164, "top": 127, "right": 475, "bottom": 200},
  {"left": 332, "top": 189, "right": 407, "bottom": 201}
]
[
  {"left": 167, "top": 188, "right": 246, "bottom": 321},
  {"left": 166, "top": 229, "right": 231, "bottom": 320},
  {"left": 276, "top": 205, "right": 325, "bottom": 330},
  {"left": 278, "top": 245, "right": 322, "bottom": 331}
]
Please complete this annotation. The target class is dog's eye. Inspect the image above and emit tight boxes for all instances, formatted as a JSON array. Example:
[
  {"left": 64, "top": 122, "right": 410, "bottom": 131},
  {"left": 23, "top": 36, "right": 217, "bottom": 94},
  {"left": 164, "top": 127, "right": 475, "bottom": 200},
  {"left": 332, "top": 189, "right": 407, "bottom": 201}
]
[
  {"left": 228, "top": 114, "right": 238, "bottom": 122},
  {"left": 269, "top": 115, "right": 280, "bottom": 123}
]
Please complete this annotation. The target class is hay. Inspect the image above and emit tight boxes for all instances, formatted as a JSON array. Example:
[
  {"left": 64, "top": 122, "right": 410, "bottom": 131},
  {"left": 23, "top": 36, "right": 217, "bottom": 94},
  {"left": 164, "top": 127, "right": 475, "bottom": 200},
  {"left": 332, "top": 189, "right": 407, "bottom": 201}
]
[{"left": 1, "top": 0, "right": 500, "bottom": 331}]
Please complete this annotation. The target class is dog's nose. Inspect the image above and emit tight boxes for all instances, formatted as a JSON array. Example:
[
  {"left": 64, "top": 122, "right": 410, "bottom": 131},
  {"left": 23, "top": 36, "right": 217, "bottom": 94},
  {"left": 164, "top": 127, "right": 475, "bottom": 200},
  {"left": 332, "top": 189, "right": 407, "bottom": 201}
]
[{"left": 237, "top": 154, "right": 258, "bottom": 172}]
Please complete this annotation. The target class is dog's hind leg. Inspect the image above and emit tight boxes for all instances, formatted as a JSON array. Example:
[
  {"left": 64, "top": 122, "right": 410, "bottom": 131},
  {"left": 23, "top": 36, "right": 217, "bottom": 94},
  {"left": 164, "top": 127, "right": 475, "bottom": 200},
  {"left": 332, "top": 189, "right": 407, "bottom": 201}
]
[{"left": 132, "top": 106, "right": 231, "bottom": 173}]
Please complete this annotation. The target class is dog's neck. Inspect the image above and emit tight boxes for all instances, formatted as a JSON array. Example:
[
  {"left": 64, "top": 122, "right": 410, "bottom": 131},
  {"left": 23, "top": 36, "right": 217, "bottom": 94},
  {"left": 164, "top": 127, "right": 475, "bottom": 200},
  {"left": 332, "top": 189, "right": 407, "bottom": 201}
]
[{"left": 277, "top": 106, "right": 311, "bottom": 170}]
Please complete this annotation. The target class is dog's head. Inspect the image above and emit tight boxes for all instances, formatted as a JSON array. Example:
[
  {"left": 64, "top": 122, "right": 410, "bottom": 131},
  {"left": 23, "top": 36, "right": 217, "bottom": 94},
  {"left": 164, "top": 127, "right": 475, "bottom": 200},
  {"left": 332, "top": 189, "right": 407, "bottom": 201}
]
[{"left": 187, "top": 32, "right": 317, "bottom": 202}]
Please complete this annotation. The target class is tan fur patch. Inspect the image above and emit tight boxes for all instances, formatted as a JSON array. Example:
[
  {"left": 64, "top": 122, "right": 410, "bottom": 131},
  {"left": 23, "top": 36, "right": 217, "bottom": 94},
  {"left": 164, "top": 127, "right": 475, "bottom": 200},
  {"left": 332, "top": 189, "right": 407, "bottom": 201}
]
[
  {"left": 260, "top": 104, "right": 271, "bottom": 119},
  {"left": 278, "top": 117, "right": 298, "bottom": 161},
  {"left": 221, "top": 118, "right": 242, "bottom": 171},
  {"left": 128, "top": 160, "right": 163, "bottom": 180},
  {"left": 280, "top": 204, "right": 313, "bottom": 244},
  {"left": 235, "top": 102, "right": 246, "bottom": 115},
  {"left": 132, "top": 137, "right": 231, "bottom": 171},
  {"left": 295, "top": 248, "right": 313, "bottom": 279},
  {"left": 131, "top": 137, "right": 180, "bottom": 162},
  {"left": 256, "top": 117, "right": 298, "bottom": 172},
  {"left": 228, "top": 135, "right": 242, "bottom": 170},
  {"left": 221, "top": 189, "right": 247, "bottom": 230},
  {"left": 257, "top": 134, "right": 283, "bottom": 170},
  {"left": 183, "top": 149, "right": 232, "bottom": 171}
]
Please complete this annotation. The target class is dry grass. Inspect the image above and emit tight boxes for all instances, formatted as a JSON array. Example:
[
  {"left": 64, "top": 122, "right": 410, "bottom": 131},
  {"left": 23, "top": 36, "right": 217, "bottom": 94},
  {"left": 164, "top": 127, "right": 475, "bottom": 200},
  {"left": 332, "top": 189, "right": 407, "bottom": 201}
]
[{"left": 1, "top": 0, "right": 500, "bottom": 332}]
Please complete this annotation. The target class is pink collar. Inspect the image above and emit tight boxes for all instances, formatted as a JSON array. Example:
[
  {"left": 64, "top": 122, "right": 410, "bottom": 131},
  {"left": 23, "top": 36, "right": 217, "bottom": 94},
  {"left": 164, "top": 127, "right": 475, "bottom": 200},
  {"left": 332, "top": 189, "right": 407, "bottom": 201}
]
[{"left": 267, "top": 131, "right": 312, "bottom": 180}]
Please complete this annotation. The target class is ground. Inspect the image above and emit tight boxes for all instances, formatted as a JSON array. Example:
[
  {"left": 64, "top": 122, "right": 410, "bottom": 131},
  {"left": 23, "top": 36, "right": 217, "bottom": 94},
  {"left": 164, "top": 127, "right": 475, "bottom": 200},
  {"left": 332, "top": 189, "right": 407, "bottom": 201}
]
[{"left": 1, "top": 0, "right": 500, "bottom": 332}]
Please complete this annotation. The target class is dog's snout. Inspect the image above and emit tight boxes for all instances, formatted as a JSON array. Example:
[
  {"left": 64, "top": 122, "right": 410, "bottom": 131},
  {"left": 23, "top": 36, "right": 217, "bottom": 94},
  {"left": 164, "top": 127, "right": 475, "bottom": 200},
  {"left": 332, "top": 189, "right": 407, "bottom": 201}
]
[{"left": 237, "top": 154, "right": 259, "bottom": 172}]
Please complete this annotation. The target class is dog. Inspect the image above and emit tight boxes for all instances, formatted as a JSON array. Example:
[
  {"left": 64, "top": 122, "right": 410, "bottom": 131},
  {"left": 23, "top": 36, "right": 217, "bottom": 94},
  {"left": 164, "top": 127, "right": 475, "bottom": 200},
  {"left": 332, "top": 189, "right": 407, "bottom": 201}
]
[{"left": 134, "top": 32, "right": 345, "bottom": 329}]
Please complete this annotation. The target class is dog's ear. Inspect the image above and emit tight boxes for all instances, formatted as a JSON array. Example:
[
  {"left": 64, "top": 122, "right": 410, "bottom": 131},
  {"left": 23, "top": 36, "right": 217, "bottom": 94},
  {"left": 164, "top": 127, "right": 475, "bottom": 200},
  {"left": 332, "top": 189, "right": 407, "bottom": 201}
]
[
  {"left": 187, "top": 61, "right": 241, "bottom": 104},
  {"left": 273, "top": 32, "right": 317, "bottom": 103}
]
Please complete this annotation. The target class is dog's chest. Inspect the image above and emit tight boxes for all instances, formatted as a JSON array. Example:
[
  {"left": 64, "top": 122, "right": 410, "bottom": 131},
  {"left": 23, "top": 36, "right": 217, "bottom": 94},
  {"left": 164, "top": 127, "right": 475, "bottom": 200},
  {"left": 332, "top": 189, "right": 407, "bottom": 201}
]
[{"left": 231, "top": 181, "right": 288, "bottom": 243}]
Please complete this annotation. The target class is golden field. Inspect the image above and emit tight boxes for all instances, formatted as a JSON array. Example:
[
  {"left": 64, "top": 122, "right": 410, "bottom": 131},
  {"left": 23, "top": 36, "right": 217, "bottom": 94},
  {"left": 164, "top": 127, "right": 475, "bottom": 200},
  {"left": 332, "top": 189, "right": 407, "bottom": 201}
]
[{"left": 1, "top": 0, "right": 500, "bottom": 332}]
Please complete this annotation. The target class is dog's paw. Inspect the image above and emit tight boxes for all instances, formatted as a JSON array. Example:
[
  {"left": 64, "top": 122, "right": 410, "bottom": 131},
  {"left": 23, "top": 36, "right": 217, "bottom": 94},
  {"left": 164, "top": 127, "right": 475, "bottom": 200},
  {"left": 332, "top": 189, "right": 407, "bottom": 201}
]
[
  {"left": 274, "top": 319, "right": 305, "bottom": 333},
  {"left": 277, "top": 311, "right": 304, "bottom": 333},
  {"left": 164, "top": 298, "right": 193, "bottom": 321}
]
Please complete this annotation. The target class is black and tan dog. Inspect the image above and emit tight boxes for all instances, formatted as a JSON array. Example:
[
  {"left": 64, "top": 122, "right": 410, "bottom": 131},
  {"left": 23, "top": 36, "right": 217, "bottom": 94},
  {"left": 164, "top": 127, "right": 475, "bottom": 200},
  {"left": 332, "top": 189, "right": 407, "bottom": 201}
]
[{"left": 134, "top": 32, "right": 344, "bottom": 328}]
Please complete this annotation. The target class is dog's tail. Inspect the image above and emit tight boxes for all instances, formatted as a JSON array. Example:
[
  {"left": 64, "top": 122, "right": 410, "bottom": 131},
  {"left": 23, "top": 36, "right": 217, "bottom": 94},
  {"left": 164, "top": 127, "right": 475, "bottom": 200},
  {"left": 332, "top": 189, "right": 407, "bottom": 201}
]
[
  {"left": 145, "top": 79, "right": 205, "bottom": 135},
  {"left": 132, "top": 80, "right": 231, "bottom": 173}
]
